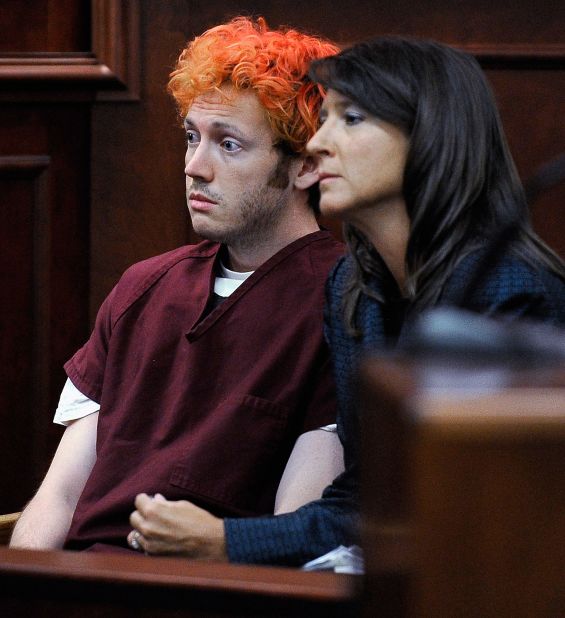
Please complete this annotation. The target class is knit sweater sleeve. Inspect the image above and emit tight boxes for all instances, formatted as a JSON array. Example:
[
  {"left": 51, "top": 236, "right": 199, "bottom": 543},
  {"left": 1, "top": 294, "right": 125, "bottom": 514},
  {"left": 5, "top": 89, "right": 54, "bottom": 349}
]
[{"left": 224, "top": 470, "right": 360, "bottom": 565}]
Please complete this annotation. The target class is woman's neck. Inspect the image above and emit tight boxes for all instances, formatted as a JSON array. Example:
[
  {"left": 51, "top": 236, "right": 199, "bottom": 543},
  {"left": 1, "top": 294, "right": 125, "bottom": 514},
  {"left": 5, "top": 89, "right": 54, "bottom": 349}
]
[{"left": 349, "top": 198, "right": 410, "bottom": 291}]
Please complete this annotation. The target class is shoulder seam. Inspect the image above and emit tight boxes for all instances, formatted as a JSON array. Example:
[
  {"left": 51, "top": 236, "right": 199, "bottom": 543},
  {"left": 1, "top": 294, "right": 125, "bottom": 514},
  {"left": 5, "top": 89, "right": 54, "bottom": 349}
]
[{"left": 111, "top": 243, "right": 218, "bottom": 326}]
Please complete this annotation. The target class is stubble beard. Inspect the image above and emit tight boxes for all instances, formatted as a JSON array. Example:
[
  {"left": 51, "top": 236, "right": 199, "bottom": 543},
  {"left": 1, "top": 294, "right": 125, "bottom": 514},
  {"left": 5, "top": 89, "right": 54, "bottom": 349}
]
[
  {"left": 190, "top": 153, "right": 293, "bottom": 252},
  {"left": 208, "top": 183, "right": 289, "bottom": 253}
]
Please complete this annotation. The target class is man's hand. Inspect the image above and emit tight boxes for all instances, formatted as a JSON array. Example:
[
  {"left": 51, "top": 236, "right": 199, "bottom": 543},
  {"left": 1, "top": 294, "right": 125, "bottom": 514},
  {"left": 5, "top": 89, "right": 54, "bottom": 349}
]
[{"left": 128, "top": 493, "right": 227, "bottom": 561}]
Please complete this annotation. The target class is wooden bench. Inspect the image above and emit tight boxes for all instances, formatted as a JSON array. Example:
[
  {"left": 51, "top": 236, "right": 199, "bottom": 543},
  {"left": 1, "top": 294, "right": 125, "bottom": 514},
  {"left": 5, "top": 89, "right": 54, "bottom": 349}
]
[{"left": 0, "top": 545, "right": 359, "bottom": 617}]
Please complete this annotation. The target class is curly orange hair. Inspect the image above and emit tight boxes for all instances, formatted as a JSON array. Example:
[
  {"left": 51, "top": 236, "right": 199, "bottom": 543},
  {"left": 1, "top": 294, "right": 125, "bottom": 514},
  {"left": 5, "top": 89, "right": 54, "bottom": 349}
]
[{"left": 168, "top": 16, "right": 339, "bottom": 153}]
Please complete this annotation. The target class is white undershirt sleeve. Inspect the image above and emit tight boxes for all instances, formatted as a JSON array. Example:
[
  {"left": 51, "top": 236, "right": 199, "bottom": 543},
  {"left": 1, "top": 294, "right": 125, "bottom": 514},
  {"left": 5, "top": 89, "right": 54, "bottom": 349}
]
[{"left": 53, "top": 378, "right": 100, "bottom": 426}]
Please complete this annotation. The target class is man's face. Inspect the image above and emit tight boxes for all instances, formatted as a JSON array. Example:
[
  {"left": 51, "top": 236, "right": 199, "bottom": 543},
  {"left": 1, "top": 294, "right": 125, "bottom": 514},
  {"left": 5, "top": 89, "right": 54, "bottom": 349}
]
[{"left": 184, "top": 84, "right": 293, "bottom": 248}]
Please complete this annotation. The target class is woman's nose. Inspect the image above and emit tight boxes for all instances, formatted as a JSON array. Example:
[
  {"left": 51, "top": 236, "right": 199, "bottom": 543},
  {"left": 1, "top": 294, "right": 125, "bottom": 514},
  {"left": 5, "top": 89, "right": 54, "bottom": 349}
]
[{"left": 306, "top": 124, "right": 332, "bottom": 157}]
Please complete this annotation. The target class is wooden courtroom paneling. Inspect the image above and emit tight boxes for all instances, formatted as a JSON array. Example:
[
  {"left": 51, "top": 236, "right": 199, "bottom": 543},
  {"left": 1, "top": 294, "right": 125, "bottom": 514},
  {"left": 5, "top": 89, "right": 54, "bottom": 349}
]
[
  {"left": 487, "top": 69, "right": 565, "bottom": 256},
  {"left": 0, "top": 2, "right": 137, "bottom": 513},
  {"left": 0, "top": 0, "right": 91, "bottom": 53},
  {"left": 0, "top": 1, "right": 140, "bottom": 99},
  {"left": 0, "top": 108, "right": 90, "bottom": 513},
  {"left": 0, "top": 155, "right": 51, "bottom": 512}
]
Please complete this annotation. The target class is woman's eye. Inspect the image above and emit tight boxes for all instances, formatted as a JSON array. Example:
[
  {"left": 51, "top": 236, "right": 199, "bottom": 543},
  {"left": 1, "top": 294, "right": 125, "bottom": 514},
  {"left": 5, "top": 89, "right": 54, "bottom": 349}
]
[
  {"left": 344, "top": 112, "right": 364, "bottom": 125},
  {"left": 221, "top": 139, "right": 241, "bottom": 152}
]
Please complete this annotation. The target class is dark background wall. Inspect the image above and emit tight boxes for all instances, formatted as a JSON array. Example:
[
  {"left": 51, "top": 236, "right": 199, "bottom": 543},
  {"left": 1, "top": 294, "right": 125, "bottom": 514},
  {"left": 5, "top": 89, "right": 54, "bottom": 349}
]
[{"left": 1, "top": 0, "right": 564, "bottom": 512}]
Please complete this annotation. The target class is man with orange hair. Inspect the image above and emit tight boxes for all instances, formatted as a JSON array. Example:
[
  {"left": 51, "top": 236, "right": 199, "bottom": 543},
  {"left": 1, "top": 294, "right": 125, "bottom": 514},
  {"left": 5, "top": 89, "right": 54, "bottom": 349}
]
[{"left": 11, "top": 18, "right": 353, "bottom": 565}]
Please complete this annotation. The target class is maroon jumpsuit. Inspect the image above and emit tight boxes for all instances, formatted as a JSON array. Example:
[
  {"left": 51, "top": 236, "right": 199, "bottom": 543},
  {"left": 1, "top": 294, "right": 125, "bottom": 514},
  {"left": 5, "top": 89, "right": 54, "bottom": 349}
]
[{"left": 64, "top": 231, "right": 342, "bottom": 550}]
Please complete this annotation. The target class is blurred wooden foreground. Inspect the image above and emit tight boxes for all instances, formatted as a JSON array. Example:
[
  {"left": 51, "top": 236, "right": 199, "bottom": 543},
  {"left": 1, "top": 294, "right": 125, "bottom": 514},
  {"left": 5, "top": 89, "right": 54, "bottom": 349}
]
[{"left": 360, "top": 357, "right": 565, "bottom": 617}]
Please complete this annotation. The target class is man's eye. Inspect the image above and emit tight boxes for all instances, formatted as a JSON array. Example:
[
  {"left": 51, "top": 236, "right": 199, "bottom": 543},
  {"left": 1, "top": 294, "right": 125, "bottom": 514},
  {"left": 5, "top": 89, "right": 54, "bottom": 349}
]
[
  {"left": 221, "top": 139, "right": 241, "bottom": 152},
  {"left": 185, "top": 131, "right": 199, "bottom": 145}
]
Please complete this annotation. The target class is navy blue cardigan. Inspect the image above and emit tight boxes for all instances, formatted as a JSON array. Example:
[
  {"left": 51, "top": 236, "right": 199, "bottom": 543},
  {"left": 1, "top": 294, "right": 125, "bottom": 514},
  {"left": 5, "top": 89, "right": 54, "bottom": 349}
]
[{"left": 224, "top": 251, "right": 565, "bottom": 565}]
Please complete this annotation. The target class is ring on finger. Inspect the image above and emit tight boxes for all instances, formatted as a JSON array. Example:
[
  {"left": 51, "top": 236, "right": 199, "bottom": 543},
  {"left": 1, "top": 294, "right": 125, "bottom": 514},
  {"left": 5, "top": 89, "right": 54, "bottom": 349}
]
[{"left": 129, "top": 530, "right": 142, "bottom": 551}]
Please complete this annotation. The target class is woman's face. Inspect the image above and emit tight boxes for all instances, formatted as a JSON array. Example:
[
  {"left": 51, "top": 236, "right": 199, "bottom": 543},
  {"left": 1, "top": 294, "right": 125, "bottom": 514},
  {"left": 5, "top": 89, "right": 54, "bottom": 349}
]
[{"left": 307, "top": 89, "right": 409, "bottom": 223}]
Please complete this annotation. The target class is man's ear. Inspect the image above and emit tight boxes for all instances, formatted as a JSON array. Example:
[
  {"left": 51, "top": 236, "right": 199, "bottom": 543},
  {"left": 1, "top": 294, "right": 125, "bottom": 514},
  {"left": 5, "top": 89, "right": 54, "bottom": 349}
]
[{"left": 293, "top": 155, "right": 319, "bottom": 191}]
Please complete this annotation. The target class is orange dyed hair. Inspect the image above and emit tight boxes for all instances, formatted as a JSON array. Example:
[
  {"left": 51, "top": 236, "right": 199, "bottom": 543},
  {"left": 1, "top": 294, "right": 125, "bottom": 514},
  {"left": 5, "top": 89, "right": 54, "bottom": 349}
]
[{"left": 168, "top": 16, "right": 339, "bottom": 153}]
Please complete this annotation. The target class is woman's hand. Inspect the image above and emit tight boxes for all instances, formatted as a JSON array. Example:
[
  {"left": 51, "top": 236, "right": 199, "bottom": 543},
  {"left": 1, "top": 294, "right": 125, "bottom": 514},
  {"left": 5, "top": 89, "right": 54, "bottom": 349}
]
[{"left": 128, "top": 493, "right": 227, "bottom": 561}]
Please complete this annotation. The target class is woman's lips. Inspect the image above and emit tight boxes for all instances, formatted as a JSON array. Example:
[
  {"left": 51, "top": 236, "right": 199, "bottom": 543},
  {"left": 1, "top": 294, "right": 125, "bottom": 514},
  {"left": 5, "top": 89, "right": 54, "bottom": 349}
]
[{"left": 319, "top": 174, "right": 340, "bottom": 184}]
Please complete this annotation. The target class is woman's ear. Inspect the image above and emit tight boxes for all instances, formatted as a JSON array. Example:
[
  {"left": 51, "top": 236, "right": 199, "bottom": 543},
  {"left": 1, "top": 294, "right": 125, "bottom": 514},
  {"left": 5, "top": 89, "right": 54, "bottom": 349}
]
[{"left": 293, "top": 155, "right": 319, "bottom": 190}]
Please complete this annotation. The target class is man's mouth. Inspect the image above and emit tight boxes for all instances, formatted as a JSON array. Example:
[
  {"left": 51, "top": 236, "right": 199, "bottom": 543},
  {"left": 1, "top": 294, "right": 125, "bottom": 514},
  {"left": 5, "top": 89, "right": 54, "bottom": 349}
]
[{"left": 189, "top": 192, "right": 217, "bottom": 211}]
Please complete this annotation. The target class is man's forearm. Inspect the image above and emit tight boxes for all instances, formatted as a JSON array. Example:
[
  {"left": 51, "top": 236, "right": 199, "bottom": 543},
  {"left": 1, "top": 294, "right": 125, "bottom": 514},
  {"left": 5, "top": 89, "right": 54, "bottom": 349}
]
[
  {"left": 10, "top": 413, "right": 98, "bottom": 550},
  {"left": 10, "top": 494, "right": 74, "bottom": 550}
]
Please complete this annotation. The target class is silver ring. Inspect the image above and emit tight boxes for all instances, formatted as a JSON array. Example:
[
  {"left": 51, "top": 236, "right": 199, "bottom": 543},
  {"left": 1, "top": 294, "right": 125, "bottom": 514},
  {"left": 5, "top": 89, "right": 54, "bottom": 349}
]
[{"left": 129, "top": 530, "right": 141, "bottom": 551}]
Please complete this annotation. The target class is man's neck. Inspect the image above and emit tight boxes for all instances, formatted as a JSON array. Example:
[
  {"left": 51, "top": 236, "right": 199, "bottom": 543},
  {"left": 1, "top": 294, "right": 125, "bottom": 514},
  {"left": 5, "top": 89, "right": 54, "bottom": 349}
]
[{"left": 225, "top": 218, "right": 320, "bottom": 272}]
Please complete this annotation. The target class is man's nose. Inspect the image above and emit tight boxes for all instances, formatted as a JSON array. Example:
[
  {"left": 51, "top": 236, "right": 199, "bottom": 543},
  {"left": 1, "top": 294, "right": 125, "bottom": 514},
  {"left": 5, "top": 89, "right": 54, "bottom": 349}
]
[{"left": 185, "top": 144, "right": 213, "bottom": 182}]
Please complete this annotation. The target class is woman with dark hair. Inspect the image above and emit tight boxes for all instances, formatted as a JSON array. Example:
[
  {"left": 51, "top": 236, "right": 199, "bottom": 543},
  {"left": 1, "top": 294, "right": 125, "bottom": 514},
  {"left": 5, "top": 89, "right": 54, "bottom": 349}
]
[
  {"left": 308, "top": 37, "right": 564, "bottom": 335},
  {"left": 301, "top": 37, "right": 565, "bottom": 565}
]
